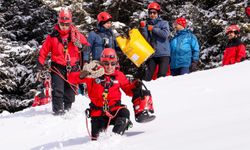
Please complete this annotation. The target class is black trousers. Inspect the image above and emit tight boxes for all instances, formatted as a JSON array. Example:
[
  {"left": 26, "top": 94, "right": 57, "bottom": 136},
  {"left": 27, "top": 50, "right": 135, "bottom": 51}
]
[
  {"left": 91, "top": 107, "right": 130, "bottom": 138},
  {"left": 144, "top": 56, "right": 170, "bottom": 81},
  {"left": 51, "top": 66, "right": 75, "bottom": 113}
]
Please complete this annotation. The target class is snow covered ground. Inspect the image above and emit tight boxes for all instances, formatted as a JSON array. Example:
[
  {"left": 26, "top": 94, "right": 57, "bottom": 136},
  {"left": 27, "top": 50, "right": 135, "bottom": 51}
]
[{"left": 1, "top": 61, "right": 250, "bottom": 150}]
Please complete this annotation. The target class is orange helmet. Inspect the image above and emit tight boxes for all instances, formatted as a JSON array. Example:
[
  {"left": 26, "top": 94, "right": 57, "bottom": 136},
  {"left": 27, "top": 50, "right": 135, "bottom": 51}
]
[
  {"left": 226, "top": 24, "right": 240, "bottom": 34},
  {"left": 175, "top": 17, "right": 186, "bottom": 28},
  {"left": 58, "top": 8, "right": 72, "bottom": 23},
  {"left": 100, "top": 48, "right": 118, "bottom": 62},
  {"left": 147, "top": 2, "right": 161, "bottom": 11},
  {"left": 97, "top": 12, "right": 112, "bottom": 24}
]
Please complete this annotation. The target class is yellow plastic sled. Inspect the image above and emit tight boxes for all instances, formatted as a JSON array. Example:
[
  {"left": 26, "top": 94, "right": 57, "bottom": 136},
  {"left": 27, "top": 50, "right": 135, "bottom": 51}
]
[{"left": 116, "top": 29, "right": 155, "bottom": 67}]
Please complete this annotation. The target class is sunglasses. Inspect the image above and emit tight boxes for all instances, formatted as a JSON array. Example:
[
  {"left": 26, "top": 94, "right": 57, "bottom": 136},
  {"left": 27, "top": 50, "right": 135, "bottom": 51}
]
[
  {"left": 59, "top": 22, "right": 71, "bottom": 27},
  {"left": 149, "top": 11, "right": 158, "bottom": 15},
  {"left": 101, "top": 54, "right": 116, "bottom": 59},
  {"left": 103, "top": 61, "right": 116, "bottom": 66}
]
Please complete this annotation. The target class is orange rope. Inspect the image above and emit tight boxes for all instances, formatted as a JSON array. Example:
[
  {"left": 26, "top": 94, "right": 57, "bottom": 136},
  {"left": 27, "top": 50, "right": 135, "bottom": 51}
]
[
  {"left": 85, "top": 114, "right": 98, "bottom": 140},
  {"left": 84, "top": 106, "right": 126, "bottom": 140},
  {"left": 50, "top": 66, "right": 78, "bottom": 95},
  {"left": 105, "top": 106, "right": 126, "bottom": 131}
]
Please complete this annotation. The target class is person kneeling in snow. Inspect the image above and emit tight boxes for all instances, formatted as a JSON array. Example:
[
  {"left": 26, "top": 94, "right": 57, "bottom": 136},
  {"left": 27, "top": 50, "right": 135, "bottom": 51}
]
[{"left": 69, "top": 48, "right": 143, "bottom": 140}]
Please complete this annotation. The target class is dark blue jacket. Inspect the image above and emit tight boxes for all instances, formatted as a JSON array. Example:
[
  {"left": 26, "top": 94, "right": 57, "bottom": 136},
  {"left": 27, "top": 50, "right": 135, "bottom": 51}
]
[
  {"left": 84, "top": 25, "right": 118, "bottom": 61},
  {"left": 170, "top": 29, "right": 200, "bottom": 69},
  {"left": 140, "top": 17, "right": 171, "bottom": 57}
]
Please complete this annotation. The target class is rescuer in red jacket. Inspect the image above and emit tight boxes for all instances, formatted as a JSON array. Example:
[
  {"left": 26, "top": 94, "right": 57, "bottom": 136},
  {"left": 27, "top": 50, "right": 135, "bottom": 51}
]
[
  {"left": 37, "top": 8, "right": 89, "bottom": 115},
  {"left": 222, "top": 24, "right": 246, "bottom": 66},
  {"left": 68, "top": 48, "right": 144, "bottom": 140}
]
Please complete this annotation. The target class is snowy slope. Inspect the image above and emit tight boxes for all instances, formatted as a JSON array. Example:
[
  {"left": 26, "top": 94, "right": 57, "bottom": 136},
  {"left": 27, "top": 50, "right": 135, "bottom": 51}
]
[{"left": 1, "top": 61, "right": 250, "bottom": 150}]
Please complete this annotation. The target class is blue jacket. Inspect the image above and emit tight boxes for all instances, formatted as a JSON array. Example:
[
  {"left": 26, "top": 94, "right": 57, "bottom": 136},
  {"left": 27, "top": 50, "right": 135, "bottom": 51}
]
[
  {"left": 140, "top": 17, "right": 171, "bottom": 57},
  {"left": 170, "top": 29, "right": 200, "bottom": 69},
  {"left": 84, "top": 25, "right": 118, "bottom": 61}
]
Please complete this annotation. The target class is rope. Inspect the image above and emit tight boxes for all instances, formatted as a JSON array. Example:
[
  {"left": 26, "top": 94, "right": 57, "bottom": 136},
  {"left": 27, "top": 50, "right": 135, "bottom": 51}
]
[
  {"left": 84, "top": 74, "right": 126, "bottom": 140},
  {"left": 50, "top": 66, "right": 78, "bottom": 95},
  {"left": 85, "top": 113, "right": 98, "bottom": 140},
  {"left": 82, "top": 60, "right": 105, "bottom": 78},
  {"left": 104, "top": 106, "right": 126, "bottom": 131},
  {"left": 84, "top": 106, "right": 126, "bottom": 140}
]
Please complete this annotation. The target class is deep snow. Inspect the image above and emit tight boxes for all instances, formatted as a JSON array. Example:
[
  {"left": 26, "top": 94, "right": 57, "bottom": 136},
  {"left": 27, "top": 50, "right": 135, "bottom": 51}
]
[{"left": 1, "top": 61, "right": 250, "bottom": 150}]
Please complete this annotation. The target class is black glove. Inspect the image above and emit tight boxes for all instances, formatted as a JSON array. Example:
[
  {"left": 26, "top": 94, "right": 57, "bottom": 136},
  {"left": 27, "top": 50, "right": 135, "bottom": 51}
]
[
  {"left": 190, "top": 61, "right": 199, "bottom": 72},
  {"left": 36, "top": 61, "right": 43, "bottom": 71},
  {"left": 35, "top": 62, "right": 44, "bottom": 82},
  {"left": 134, "top": 79, "right": 143, "bottom": 88},
  {"left": 79, "top": 45, "right": 89, "bottom": 52}
]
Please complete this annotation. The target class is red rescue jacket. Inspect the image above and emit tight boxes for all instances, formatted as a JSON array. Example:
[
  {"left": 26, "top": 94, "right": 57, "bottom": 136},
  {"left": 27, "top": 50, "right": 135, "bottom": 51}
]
[
  {"left": 222, "top": 38, "right": 246, "bottom": 66},
  {"left": 68, "top": 70, "right": 136, "bottom": 117},
  {"left": 246, "top": 6, "right": 250, "bottom": 17},
  {"left": 38, "top": 24, "right": 89, "bottom": 67}
]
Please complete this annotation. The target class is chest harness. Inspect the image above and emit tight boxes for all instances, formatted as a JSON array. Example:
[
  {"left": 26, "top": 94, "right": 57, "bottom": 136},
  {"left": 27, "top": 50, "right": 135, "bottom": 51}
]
[
  {"left": 85, "top": 75, "right": 128, "bottom": 140},
  {"left": 87, "top": 76, "right": 119, "bottom": 115},
  {"left": 51, "top": 30, "right": 80, "bottom": 73}
]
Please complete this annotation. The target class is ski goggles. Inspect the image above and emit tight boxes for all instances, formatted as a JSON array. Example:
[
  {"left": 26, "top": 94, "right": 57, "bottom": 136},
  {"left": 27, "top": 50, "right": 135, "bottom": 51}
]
[{"left": 102, "top": 61, "right": 117, "bottom": 66}]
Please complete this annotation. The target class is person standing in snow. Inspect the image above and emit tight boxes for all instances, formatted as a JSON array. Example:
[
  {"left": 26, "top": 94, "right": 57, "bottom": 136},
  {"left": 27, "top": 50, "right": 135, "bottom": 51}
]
[
  {"left": 170, "top": 17, "right": 200, "bottom": 76},
  {"left": 222, "top": 24, "right": 246, "bottom": 66},
  {"left": 139, "top": 2, "right": 171, "bottom": 81},
  {"left": 83, "top": 11, "right": 120, "bottom": 62},
  {"left": 37, "top": 8, "right": 89, "bottom": 115},
  {"left": 68, "top": 48, "right": 143, "bottom": 140}
]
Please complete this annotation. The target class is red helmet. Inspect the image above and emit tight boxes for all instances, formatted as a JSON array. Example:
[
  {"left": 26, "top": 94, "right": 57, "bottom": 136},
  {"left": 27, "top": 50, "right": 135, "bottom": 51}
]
[
  {"left": 175, "top": 17, "right": 187, "bottom": 28},
  {"left": 58, "top": 8, "right": 72, "bottom": 23},
  {"left": 97, "top": 12, "right": 112, "bottom": 23},
  {"left": 147, "top": 2, "right": 161, "bottom": 11},
  {"left": 100, "top": 48, "right": 118, "bottom": 62},
  {"left": 226, "top": 24, "right": 240, "bottom": 34}
]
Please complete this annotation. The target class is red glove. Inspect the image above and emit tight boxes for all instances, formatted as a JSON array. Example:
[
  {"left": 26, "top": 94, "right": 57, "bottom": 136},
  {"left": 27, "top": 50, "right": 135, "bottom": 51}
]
[
  {"left": 140, "top": 21, "right": 146, "bottom": 27},
  {"left": 148, "top": 25, "right": 153, "bottom": 31}
]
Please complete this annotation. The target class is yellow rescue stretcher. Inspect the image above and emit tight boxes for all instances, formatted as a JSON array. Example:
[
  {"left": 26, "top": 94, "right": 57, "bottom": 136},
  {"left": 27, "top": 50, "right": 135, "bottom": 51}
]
[{"left": 116, "top": 29, "right": 155, "bottom": 67}]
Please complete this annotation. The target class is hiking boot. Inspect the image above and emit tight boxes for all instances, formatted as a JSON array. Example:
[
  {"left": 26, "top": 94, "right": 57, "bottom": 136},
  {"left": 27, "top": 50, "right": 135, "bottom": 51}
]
[
  {"left": 53, "top": 109, "right": 65, "bottom": 116},
  {"left": 64, "top": 102, "right": 72, "bottom": 111},
  {"left": 112, "top": 117, "right": 130, "bottom": 135},
  {"left": 135, "top": 110, "right": 156, "bottom": 123}
]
